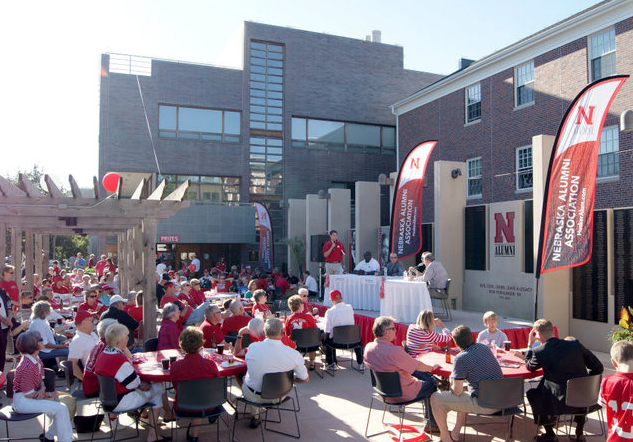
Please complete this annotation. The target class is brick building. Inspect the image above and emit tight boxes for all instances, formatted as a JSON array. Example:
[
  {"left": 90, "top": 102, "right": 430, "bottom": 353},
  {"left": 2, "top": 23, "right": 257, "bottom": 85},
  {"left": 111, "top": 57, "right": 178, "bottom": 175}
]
[{"left": 99, "top": 22, "right": 441, "bottom": 271}]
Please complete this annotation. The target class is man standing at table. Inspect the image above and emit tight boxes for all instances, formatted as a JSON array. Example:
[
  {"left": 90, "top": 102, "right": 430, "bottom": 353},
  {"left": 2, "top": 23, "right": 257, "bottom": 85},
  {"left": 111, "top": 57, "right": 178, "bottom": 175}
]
[
  {"left": 322, "top": 289, "right": 363, "bottom": 370},
  {"left": 353, "top": 251, "right": 380, "bottom": 275},
  {"left": 323, "top": 230, "right": 345, "bottom": 275},
  {"left": 430, "top": 325, "right": 503, "bottom": 442},
  {"left": 386, "top": 253, "right": 404, "bottom": 276},
  {"left": 525, "top": 319, "right": 603, "bottom": 442}
]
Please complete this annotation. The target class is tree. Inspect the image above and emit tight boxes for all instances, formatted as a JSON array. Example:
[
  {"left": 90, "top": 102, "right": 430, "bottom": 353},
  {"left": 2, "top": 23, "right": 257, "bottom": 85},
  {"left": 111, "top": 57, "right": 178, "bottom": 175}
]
[
  {"left": 281, "top": 236, "right": 305, "bottom": 275},
  {"left": 7, "top": 164, "right": 69, "bottom": 196},
  {"left": 51, "top": 235, "right": 89, "bottom": 269}
]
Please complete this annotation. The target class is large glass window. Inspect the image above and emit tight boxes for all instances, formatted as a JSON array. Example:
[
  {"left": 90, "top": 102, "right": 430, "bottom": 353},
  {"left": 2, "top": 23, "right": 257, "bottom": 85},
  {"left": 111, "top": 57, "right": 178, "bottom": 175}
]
[
  {"left": 249, "top": 41, "right": 284, "bottom": 133},
  {"left": 598, "top": 125, "right": 619, "bottom": 178},
  {"left": 292, "top": 117, "right": 395, "bottom": 154},
  {"left": 249, "top": 137, "right": 283, "bottom": 196},
  {"left": 467, "top": 157, "right": 482, "bottom": 198},
  {"left": 589, "top": 27, "right": 616, "bottom": 81},
  {"left": 465, "top": 83, "right": 481, "bottom": 123},
  {"left": 516, "top": 145, "right": 533, "bottom": 191},
  {"left": 162, "top": 175, "right": 240, "bottom": 203},
  {"left": 158, "top": 105, "right": 241, "bottom": 142},
  {"left": 515, "top": 61, "right": 535, "bottom": 107}
]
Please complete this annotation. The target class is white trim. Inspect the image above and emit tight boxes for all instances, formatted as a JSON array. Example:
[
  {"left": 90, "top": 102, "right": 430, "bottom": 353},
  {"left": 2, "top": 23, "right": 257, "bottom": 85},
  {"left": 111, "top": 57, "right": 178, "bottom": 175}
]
[{"left": 392, "top": 0, "right": 633, "bottom": 116}]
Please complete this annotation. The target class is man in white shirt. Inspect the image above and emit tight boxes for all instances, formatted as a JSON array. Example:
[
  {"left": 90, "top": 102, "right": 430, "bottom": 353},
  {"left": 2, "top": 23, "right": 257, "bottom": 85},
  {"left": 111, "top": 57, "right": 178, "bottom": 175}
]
[
  {"left": 68, "top": 310, "right": 98, "bottom": 381},
  {"left": 301, "top": 271, "right": 318, "bottom": 299},
  {"left": 190, "top": 253, "right": 201, "bottom": 278},
  {"left": 322, "top": 290, "right": 364, "bottom": 370},
  {"left": 243, "top": 318, "right": 309, "bottom": 428},
  {"left": 353, "top": 251, "right": 380, "bottom": 275}
]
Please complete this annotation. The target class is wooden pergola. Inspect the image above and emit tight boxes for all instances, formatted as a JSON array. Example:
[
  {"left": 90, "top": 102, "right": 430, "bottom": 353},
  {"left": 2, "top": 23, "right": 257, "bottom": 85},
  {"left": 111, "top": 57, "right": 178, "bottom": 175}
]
[{"left": 0, "top": 173, "right": 189, "bottom": 339}]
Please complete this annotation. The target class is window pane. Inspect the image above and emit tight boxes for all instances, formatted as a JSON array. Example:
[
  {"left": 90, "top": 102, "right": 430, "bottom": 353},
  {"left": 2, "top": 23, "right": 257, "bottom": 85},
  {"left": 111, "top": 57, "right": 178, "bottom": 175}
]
[
  {"left": 159, "top": 105, "right": 177, "bottom": 130},
  {"left": 178, "top": 107, "right": 222, "bottom": 133},
  {"left": 347, "top": 123, "right": 381, "bottom": 147},
  {"left": 382, "top": 127, "right": 395, "bottom": 148},
  {"left": 308, "top": 119, "right": 344, "bottom": 143},
  {"left": 224, "top": 111, "right": 241, "bottom": 135}
]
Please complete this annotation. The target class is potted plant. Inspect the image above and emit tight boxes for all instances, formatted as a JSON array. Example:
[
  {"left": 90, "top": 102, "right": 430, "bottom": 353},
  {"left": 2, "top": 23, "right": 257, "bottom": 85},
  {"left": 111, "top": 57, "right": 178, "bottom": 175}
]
[{"left": 611, "top": 307, "right": 633, "bottom": 343}]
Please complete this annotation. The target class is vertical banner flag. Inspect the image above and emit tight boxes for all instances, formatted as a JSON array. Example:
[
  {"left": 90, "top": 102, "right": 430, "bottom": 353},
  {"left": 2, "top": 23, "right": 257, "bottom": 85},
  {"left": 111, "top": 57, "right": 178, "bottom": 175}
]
[
  {"left": 254, "top": 202, "right": 274, "bottom": 272},
  {"left": 390, "top": 140, "right": 437, "bottom": 259},
  {"left": 537, "top": 75, "right": 627, "bottom": 276}
]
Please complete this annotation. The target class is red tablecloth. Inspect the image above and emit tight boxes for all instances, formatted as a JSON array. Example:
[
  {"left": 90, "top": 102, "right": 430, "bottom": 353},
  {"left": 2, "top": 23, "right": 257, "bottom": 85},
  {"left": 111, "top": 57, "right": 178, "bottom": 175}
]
[
  {"left": 132, "top": 350, "right": 246, "bottom": 383},
  {"left": 417, "top": 349, "right": 543, "bottom": 379},
  {"left": 0, "top": 371, "right": 6, "bottom": 389}
]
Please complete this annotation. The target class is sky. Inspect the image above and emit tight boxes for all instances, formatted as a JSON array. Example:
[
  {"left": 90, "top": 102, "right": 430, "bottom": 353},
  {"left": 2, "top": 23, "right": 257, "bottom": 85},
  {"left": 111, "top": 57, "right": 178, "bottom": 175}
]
[{"left": 0, "top": 0, "right": 603, "bottom": 188}]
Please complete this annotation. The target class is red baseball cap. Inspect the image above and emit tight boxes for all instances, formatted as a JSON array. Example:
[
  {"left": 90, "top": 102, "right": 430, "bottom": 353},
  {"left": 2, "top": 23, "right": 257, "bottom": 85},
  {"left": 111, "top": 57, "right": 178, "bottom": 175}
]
[
  {"left": 329, "top": 289, "right": 342, "bottom": 301},
  {"left": 164, "top": 281, "right": 176, "bottom": 288},
  {"left": 74, "top": 310, "right": 95, "bottom": 325},
  {"left": 54, "top": 276, "right": 63, "bottom": 282},
  {"left": 72, "top": 286, "right": 82, "bottom": 293}
]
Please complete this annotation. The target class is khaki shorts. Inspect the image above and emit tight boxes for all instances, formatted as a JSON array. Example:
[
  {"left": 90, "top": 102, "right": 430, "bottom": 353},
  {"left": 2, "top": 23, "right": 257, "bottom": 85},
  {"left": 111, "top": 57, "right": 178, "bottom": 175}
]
[{"left": 431, "top": 390, "right": 499, "bottom": 415}]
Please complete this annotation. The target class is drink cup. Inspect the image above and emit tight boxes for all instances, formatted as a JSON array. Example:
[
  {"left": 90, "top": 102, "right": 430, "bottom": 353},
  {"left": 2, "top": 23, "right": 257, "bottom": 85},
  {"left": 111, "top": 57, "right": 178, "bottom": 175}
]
[
  {"left": 161, "top": 358, "right": 170, "bottom": 370},
  {"left": 312, "top": 307, "right": 318, "bottom": 316},
  {"left": 49, "top": 321, "right": 56, "bottom": 329},
  {"left": 216, "top": 344, "right": 225, "bottom": 355},
  {"left": 57, "top": 318, "right": 63, "bottom": 326},
  {"left": 169, "top": 355, "right": 177, "bottom": 364},
  {"left": 72, "top": 306, "right": 78, "bottom": 313},
  {"left": 228, "top": 354, "right": 234, "bottom": 365},
  {"left": 503, "top": 341, "right": 512, "bottom": 351}
]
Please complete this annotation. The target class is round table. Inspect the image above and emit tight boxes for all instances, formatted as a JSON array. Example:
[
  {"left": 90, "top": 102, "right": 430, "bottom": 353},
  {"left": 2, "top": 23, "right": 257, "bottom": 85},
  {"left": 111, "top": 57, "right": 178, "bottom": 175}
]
[
  {"left": 132, "top": 349, "right": 246, "bottom": 382},
  {"left": 417, "top": 349, "right": 543, "bottom": 379}
]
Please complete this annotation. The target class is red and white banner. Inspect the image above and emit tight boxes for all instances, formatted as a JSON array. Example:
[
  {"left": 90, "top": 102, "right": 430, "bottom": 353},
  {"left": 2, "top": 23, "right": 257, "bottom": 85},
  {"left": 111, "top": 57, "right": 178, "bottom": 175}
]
[
  {"left": 254, "top": 202, "right": 274, "bottom": 272},
  {"left": 390, "top": 140, "right": 437, "bottom": 259},
  {"left": 537, "top": 76, "right": 627, "bottom": 276}
]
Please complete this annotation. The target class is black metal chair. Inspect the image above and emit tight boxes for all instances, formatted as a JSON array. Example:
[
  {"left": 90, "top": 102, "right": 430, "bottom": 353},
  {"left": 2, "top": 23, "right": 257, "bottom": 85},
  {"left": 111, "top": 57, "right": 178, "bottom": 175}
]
[
  {"left": 143, "top": 338, "right": 158, "bottom": 352},
  {"left": 557, "top": 374, "right": 605, "bottom": 439},
  {"left": 291, "top": 328, "right": 323, "bottom": 378},
  {"left": 92, "top": 375, "right": 156, "bottom": 442},
  {"left": 0, "top": 368, "right": 56, "bottom": 441},
  {"left": 364, "top": 370, "right": 428, "bottom": 442},
  {"left": 325, "top": 325, "right": 364, "bottom": 375},
  {"left": 461, "top": 377, "right": 526, "bottom": 442},
  {"left": 429, "top": 278, "right": 451, "bottom": 321},
  {"left": 169, "top": 377, "right": 229, "bottom": 442},
  {"left": 232, "top": 370, "right": 300, "bottom": 442}
]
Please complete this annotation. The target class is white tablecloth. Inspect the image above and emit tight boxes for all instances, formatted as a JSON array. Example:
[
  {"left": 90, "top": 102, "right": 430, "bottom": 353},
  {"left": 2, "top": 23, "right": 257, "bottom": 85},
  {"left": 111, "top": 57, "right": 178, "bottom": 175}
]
[
  {"left": 380, "top": 279, "right": 433, "bottom": 324},
  {"left": 323, "top": 275, "right": 382, "bottom": 310}
]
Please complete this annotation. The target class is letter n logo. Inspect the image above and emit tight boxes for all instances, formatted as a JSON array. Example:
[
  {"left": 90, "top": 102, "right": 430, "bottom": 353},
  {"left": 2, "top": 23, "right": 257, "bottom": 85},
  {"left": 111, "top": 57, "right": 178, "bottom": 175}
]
[
  {"left": 494, "top": 212, "right": 515, "bottom": 244},
  {"left": 409, "top": 157, "right": 420, "bottom": 169},
  {"left": 575, "top": 106, "right": 595, "bottom": 125}
]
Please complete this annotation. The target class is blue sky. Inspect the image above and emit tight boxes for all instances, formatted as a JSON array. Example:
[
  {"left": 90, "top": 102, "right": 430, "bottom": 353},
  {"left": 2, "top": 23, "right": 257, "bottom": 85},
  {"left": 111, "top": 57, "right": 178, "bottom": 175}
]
[{"left": 0, "top": 0, "right": 602, "bottom": 188}]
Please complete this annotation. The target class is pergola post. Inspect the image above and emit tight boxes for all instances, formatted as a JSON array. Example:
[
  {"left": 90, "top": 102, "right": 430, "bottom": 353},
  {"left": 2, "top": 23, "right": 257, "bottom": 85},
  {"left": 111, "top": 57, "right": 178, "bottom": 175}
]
[
  {"left": 116, "top": 233, "right": 126, "bottom": 295},
  {"left": 10, "top": 228, "right": 21, "bottom": 283},
  {"left": 0, "top": 223, "right": 6, "bottom": 269},
  {"left": 42, "top": 234, "right": 50, "bottom": 276},
  {"left": 34, "top": 234, "right": 42, "bottom": 277},
  {"left": 24, "top": 230, "right": 34, "bottom": 294},
  {"left": 142, "top": 219, "right": 158, "bottom": 340},
  {"left": 132, "top": 225, "right": 143, "bottom": 289}
]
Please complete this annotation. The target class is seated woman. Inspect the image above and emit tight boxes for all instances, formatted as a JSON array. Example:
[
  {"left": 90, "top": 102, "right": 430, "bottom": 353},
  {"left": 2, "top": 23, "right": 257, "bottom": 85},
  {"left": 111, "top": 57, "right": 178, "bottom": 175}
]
[
  {"left": 28, "top": 301, "right": 68, "bottom": 371},
  {"left": 284, "top": 295, "right": 318, "bottom": 370},
  {"left": 157, "top": 303, "right": 181, "bottom": 351},
  {"left": 94, "top": 323, "right": 171, "bottom": 442},
  {"left": 77, "top": 287, "right": 106, "bottom": 316},
  {"left": 250, "top": 289, "right": 272, "bottom": 319},
  {"left": 124, "top": 291, "right": 144, "bottom": 323},
  {"left": 234, "top": 317, "right": 265, "bottom": 356},
  {"left": 170, "top": 327, "right": 223, "bottom": 442},
  {"left": 405, "top": 309, "right": 452, "bottom": 356},
  {"left": 242, "top": 280, "right": 257, "bottom": 299},
  {"left": 13, "top": 330, "right": 74, "bottom": 442}
]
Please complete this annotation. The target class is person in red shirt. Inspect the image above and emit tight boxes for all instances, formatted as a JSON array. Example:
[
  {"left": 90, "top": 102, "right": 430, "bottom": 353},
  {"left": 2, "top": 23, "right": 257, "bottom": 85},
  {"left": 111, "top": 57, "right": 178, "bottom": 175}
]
[
  {"left": 177, "top": 281, "right": 194, "bottom": 305},
  {"left": 215, "top": 257, "right": 227, "bottom": 274},
  {"left": 87, "top": 254, "right": 95, "bottom": 269},
  {"left": 211, "top": 274, "right": 232, "bottom": 293},
  {"left": 284, "top": 295, "right": 318, "bottom": 369},
  {"left": 322, "top": 229, "right": 346, "bottom": 275},
  {"left": 124, "top": 291, "right": 144, "bottom": 323},
  {"left": 188, "top": 279, "right": 206, "bottom": 307},
  {"left": 157, "top": 303, "right": 181, "bottom": 351},
  {"left": 235, "top": 317, "right": 296, "bottom": 356},
  {"left": 273, "top": 275, "right": 290, "bottom": 296},
  {"left": 94, "top": 255, "right": 107, "bottom": 279},
  {"left": 1, "top": 265, "right": 20, "bottom": 304},
  {"left": 170, "top": 327, "right": 222, "bottom": 441},
  {"left": 105, "top": 258, "right": 116, "bottom": 276},
  {"left": 51, "top": 261, "right": 61, "bottom": 277},
  {"left": 82, "top": 317, "right": 117, "bottom": 397},
  {"left": 77, "top": 288, "right": 106, "bottom": 317},
  {"left": 220, "top": 299, "right": 251, "bottom": 338},
  {"left": 52, "top": 277, "right": 69, "bottom": 296},
  {"left": 251, "top": 290, "right": 272, "bottom": 318},
  {"left": 199, "top": 305, "right": 225, "bottom": 347},
  {"left": 39, "top": 287, "right": 61, "bottom": 310},
  {"left": 159, "top": 282, "right": 179, "bottom": 308},
  {"left": 255, "top": 273, "right": 269, "bottom": 291}
]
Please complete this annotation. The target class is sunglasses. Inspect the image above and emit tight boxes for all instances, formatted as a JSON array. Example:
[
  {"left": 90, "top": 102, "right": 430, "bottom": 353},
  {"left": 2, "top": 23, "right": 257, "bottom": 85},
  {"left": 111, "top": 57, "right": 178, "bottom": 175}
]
[{"left": 88, "top": 295, "right": 97, "bottom": 299}]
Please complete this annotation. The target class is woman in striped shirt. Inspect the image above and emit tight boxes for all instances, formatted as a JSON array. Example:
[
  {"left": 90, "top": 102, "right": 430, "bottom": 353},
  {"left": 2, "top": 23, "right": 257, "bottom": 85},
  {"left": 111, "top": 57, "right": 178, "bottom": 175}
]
[
  {"left": 13, "top": 330, "right": 73, "bottom": 442},
  {"left": 405, "top": 309, "right": 452, "bottom": 356}
]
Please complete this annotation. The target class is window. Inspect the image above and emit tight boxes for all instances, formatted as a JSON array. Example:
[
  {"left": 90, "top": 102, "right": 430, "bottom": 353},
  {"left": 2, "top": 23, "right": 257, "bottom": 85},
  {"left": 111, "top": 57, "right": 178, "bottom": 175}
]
[
  {"left": 598, "top": 125, "right": 619, "bottom": 178},
  {"left": 162, "top": 175, "right": 240, "bottom": 203},
  {"left": 249, "top": 137, "right": 283, "bottom": 196},
  {"left": 515, "top": 61, "right": 534, "bottom": 107},
  {"left": 465, "top": 84, "right": 481, "bottom": 123},
  {"left": 291, "top": 117, "right": 395, "bottom": 154},
  {"left": 589, "top": 27, "right": 616, "bottom": 81},
  {"left": 516, "top": 145, "right": 533, "bottom": 191},
  {"left": 158, "top": 105, "right": 241, "bottom": 142},
  {"left": 467, "top": 157, "right": 482, "bottom": 198}
]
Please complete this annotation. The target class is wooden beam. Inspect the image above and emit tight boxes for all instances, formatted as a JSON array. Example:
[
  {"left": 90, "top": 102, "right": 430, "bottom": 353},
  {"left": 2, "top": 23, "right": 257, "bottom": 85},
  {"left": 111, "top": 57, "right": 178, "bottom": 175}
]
[
  {"left": 10, "top": 228, "right": 21, "bottom": 282},
  {"left": 148, "top": 180, "right": 166, "bottom": 201},
  {"left": 34, "top": 234, "right": 42, "bottom": 276},
  {"left": 142, "top": 219, "right": 158, "bottom": 340},
  {"left": 19, "top": 174, "right": 46, "bottom": 198},
  {"left": 44, "top": 175, "right": 64, "bottom": 198},
  {"left": 93, "top": 176, "right": 103, "bottom": 200},
  {"left": 163, "top": 180, "right": 190, "bottom": 202},
  {"left": 132, "top": 224, "right": 143, "bottom": 290},
  {"left": 68, "top": 175, "right": 83, "bottom": 198},
  {"left": 0, "top": 176, "right": 26, "bottom": 197},
  {"left": 131, "top": 178, "right": 147, "bottom": 200},
  {"left": 42, "top": 234, "right": 50, "bottom": 276},
  {"left": 0, "top": 223, "right": 5, "bottom": 269},
  {"left": 24, "top": 230, "right": 34, "bottom": 294}
]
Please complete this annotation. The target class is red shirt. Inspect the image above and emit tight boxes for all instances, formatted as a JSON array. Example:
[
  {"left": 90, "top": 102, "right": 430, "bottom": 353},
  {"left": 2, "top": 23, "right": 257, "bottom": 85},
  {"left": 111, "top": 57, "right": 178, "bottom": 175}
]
[
  {"left": 221, "top": 314, "right": 251, "bottom": 334},
  {"left": 177, "top": 292, "right": 194, "bottom": 305},
  {"left": 301, "top": 302, "right": 313, "bottom": 315},
  {"left": 13, "top": 354, "right": 43, "bottom": 394},
  {"left": 274, "top": 277, "right": 290, "bottom": 295},
  {"left": 215, "top": 262, "right": 227, "bottom": 273},
  {"left": 599, "top": 371, "right": 633, "bottom": 442},
  {"left": 94, "top": 347, "right": 137, "bottom": 396},
  {"left": 189, "top": 289, "right": 206, "bottom": 307},
  {"left": 53, "top": 284, "right": 69, "bottom": 295},
  {"left": 255, "top": 278, "right": 269, "bottom": 291},
  {"left": 106, "top": 264, "right": 116, "bottom": 274},
  {"left": 78, "top": 301, "right": 106, "bottom": 317},
  {"left": 51, "top": 266, "right": 60, "bottom": 276},
  {"left": 83, "top": 340, "right": 107, "bottom": 396},
  {"left": 157, "top": 320, "right": 180, "bottom": 350},
  {"left": 200, "top": 319, "right": 224, "bottom": 347},
  {"left": 124, "top": 305, "right": 143, "bottom": 322},
  {"left": 0, "top": 280, "right": 20, "bottom": 304},
  {"left": 95, "top": 260, "right": 107, "bottom": 278},
  {"left": 159, "top": 294, "right": 179, "bottom": 308},
  {"left": 170, "top": 353, "right": 218, "bottom": 410},
  {"left": 252, "top": 303, "right": 270, "bottom": 316},
  {"left": 323, "top": 239, "right": 345, "bottom": 262},
  {"left": 213, "top": 280, "right": 231, "bottom": 292},
  {"left": 284, "top": 312, "right": 318, "bottom": 337}
]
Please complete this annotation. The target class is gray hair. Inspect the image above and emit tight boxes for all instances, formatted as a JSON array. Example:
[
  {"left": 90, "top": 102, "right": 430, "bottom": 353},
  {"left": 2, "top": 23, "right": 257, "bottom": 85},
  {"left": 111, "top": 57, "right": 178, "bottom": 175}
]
[
  {"left": 162, "top": 303, "right": 180, "bottom": 320},
  {"left": 248, "top": 317, "right": 265, "bottom": 336},
  {"left": 372, "top": 316, "right": 396, "bottom": 338},
  {"left": 264, "top": 318, "right": 283, "bottom": 338},
  {"left": 229, "top": 299, "right": 242, "bottom": 315},
  {"left": 204, "top": 304, "right": 220, "bottom": 318},
  {"left": 41, "top": 287, "right": 53, "bottom": 297},
  {"left": 422, "top": 252, "right": 435, "bottom": 262},
  {"left": 298, "top": 288, "right": 308, "bottom": 296},
  {"left": 105, "top": 323, "right": 128, "bottom": 347},
  {"left": 97, "top": 318, "right": 118, "bottom": 339},
  {"left": 16, "top": 330, "right": 41, "bottom": 354},
  {"left": 31, "top": 300, "right": 51, "bottom": 320}
]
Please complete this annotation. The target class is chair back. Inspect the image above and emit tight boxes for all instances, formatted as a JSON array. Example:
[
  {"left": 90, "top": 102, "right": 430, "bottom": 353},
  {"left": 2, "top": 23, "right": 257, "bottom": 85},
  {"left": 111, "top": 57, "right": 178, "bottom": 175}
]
[
  {"left": 291, "top": 328, "right": 321, "bottom": 348},
  {"left": 60, "top": 360, "right": 75, "bottom": 390},
  {"left": 176, "top": 377, "right": 226, "bottom": 412},
  {"left": 332, "top": 325, "right": 361, "bottom": 346},
  {"left": 143, "top": 337, "right": 158, "bottom": 352},
  {"left": 477, "top": 378, "right": 523, "bottom": 409},
  {"left": 261, "top": 370, "right": 294, "bottom": 400},
  {"left": 370, "top": 370, "right": 403, "bottom": 398},
  {"left": 226, "top": 331, "right": 239, "bottom": 337},
  {"left": 242, "top": 333, "right": 252, "bottom": 349},
  {"left": 565, "top": 374, "right": 601, "bottom": 408},
  {"left": 273, "top": 286, "right": 283, "bottom": 299},
  {"left": 401, "top": 340, "right": 410, "bottom": 354},
  {"left": 6, "top": 370, "right": 15, "bottom": 398},
  {"left": 97, "top": 375, "right": 120, "bottom": 411},
  {"left": 6, "top": 367, "right": 56, "bottom": 399},
  {"left": 445, "top": 279, "right": 451, "bottom": 294}
]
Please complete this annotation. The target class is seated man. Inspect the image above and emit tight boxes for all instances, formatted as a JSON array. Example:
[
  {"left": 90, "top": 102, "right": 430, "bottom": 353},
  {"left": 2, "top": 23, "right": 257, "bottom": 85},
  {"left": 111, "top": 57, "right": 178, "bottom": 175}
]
[
  {"left": 67, "top": 310, "right": 98, "bottom": 381},
  {"left": 199, "top": 304, "right": 225, "bottom": 347},
  {"left": 322, "top": 290, "right": 363, "bottom": 370},
  {"left": 386, "top": 253, "right": 404, "bottom": 276},
  {"left": 242, "top": 318, "right": 309, "bottom": 428},
  {"left": 300, "top": 271, "right": 318, "bottom": 300},
  {"left": 100, "top": 295, "right": 139, "bottom": 350},
  {"left": 525, "top": 319, "right": 603, "bottom": 442},
  {"left": 365, "top": 316, "right": 439, "bottom": 430},
  {"left": 410, "top": 252, "right": 448, "bottom": 290},
  {"left": 354, "top": 251, "right": 380, "bottom": 275},
  {"left": 220, "top": 299, "right": 252, "bottom": 342},
  {"left": 430, "top": 325, "right": 503, "bottom": 442}
]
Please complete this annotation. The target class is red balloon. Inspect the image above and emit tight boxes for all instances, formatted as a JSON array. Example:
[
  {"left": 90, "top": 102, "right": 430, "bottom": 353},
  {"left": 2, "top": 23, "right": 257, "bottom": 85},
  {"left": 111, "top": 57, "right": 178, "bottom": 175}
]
[{"left": 102, "top": 172, "right": 121, "bottom": 193}]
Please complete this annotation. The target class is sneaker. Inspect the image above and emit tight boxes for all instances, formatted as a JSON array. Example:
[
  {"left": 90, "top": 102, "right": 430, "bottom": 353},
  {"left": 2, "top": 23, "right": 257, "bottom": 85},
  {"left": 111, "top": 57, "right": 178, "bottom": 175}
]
[
  {"left": 326, "top": 363, "right": 338, "bottom": 371},
  {"left": 358, "top": 363, "right": 366, "bottom": 371},
  {"left": 534, "top": 433, "right": 558, "bottom": 442},
  {"left": 249, "top": 416, "right": 261, "bottom": 428}
]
